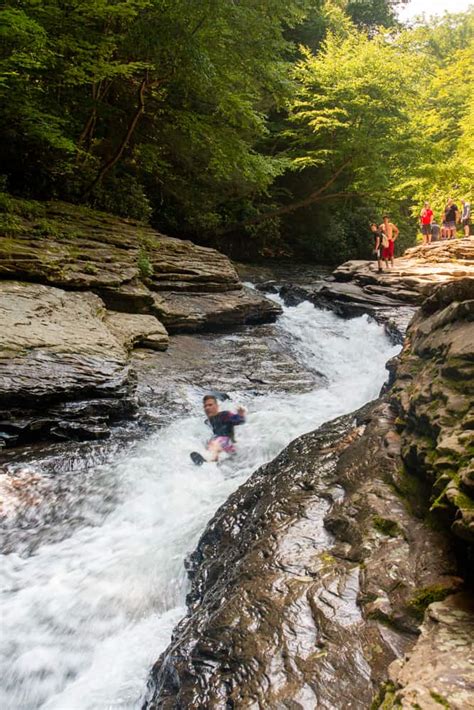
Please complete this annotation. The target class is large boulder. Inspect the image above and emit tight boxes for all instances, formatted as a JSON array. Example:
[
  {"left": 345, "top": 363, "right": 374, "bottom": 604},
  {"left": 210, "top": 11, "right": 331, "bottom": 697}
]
[
  {"left": 0, "top": 201, "right": 281, "bottom": 331},
  {"left": 0, "top": 282, "right": 136, "bottom": 445}
]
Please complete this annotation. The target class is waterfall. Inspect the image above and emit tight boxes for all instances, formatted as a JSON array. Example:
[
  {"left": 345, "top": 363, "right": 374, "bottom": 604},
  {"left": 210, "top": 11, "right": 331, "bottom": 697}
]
[{"left": 0, "top": 299, "right": 399, "bottom": 709}]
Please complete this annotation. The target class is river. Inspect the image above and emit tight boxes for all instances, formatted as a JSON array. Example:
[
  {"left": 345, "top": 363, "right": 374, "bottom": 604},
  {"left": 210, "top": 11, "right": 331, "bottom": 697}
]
[{"left": 0, "top": 292, "right": 400, "bottom": 709}]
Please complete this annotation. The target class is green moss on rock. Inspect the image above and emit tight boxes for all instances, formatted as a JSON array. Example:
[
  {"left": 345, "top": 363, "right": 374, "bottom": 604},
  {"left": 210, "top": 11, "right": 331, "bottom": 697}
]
[
  {"left": 408, "top": 585, "right": 452, "bottom": 621},
  {"left": 373, "top": 516, "right": 403, "bottom": 537}
]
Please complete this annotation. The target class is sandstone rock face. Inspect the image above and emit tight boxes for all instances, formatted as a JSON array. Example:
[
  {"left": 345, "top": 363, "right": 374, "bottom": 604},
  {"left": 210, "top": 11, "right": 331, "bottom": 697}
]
[
  {"left": 0, "top": 202, "right": 240, "bottom": 296},
  {"left": 143, "top": 403, "right": 462, "bottom": 709},
  {"left": 0, "top": 282, "right": 136, "bottom": 446},
  {"left": 390, "top": 278, "right": 474, "bottom": 543},
  {"left": 387, "top": 593, "right": 474, "bottom": 709},
  {"left": 104, "top": 312, "right": 168, "bottom": 351},
  {"left": 151, "top": 286, "right": 282, "bottom": 333},
  {"left": 0, "top": 202, "right": 279, "bottom": 332}
]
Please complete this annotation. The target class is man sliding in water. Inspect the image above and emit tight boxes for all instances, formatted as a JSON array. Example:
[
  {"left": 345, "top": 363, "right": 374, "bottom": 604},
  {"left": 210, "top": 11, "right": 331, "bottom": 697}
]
[{"left": 190, "top": 395, "right": 246, "bottom": 465}]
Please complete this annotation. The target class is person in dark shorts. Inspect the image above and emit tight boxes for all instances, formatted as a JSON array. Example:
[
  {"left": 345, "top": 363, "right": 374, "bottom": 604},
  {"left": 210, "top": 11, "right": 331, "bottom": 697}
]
[
  {"left": 431, "top": 218, "right": 440, "bottom": 242},
  {"left": 370, "top": 223, "right": 387, "bottom": 272},
  {"left": 420, "top": 201, "right": 433, "bottom": 244},
  {"left": 202, "top": 395, "right": 246, "bottom": 462},
  {"left": 461, "top": 199, "right": 471, "bottom": 237},
  {"left": 443, "top": 198, "right": 459, "bottom": 239}
]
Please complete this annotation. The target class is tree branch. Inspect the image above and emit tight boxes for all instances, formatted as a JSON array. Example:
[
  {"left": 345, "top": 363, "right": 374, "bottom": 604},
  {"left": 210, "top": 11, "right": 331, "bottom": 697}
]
[{"left": 227, "top": 157, "right": 353, "bottom": 230}]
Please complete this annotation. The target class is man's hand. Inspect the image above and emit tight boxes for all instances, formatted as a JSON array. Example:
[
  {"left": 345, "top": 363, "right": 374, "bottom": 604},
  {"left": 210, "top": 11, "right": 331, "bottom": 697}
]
[{"left": 237, "top": 406, "right": 247, "bottom": 417}]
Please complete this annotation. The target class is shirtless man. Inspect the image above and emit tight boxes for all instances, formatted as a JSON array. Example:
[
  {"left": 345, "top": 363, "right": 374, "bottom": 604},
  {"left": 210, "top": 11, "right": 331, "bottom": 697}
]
[
  {"left": 443, "top": 198, "right": 459, "bottom": 240},
  {"left": 379, "top": 215, "right": 399, "bottom": 268}
]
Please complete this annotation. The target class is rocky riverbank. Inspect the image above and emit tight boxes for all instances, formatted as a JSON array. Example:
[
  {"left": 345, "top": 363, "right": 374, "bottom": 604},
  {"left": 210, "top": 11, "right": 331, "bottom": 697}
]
[
  {"left": 143, "top": 276, "right": 474, "bottom": 709},
  {"left": 0, "top": 200, "right": 280, "bottom": 447},
  {"left": 254, "top": 238, "right": 474, "bottom": 343}
]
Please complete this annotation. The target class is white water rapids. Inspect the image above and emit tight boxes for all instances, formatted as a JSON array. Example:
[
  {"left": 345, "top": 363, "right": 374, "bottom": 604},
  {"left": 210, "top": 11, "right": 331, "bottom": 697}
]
[{"left": 0, "top": 299, "right": 400, "bottom": 709}]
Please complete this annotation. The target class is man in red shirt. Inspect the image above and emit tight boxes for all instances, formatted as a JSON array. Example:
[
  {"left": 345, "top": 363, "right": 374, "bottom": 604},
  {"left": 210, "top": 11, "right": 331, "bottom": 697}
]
[{"left": 420, "top": 201, "right": 433, "bottom": 244}]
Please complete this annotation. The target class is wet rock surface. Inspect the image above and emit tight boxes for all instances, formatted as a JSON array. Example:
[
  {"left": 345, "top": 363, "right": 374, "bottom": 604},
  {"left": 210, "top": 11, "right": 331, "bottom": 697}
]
[
  {"left": 390, "top": 277, "right": 474, "bottom": 544},
  {"left": 143, "top": 402, "right": 463, "bottom": 709},
  {"left": 0, "top": 282, "right": 136, "bottom": 446},
  {"left": 143, "top": 275, "right": 474, "bottom": 710},
  {"left": 131, "top": 323, "right": 322, "bottom": 428},
  {"left": 387, "top": 592, "right": 474, "bottom": 709},
  {"left": 151, "top": 286, "right": 281, "bottom": 333}
]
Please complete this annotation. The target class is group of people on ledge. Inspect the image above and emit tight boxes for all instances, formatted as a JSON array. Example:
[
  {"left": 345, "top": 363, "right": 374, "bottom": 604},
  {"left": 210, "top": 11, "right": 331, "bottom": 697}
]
[
  {"left": 370, "top": 198, "right": 471, "bottom": 273},
  {"left": 419, "top": 198, "right": 471, "bottom": 244}
]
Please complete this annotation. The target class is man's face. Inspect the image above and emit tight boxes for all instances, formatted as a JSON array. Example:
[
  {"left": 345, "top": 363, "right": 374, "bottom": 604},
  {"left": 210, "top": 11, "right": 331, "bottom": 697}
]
[{"left": 204, "top": 398, "right": 219, "bottom": 417}]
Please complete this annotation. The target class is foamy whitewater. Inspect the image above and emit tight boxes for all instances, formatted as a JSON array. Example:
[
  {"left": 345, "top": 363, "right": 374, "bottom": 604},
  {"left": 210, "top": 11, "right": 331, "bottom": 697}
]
[{"left": 0, "top": 299, "right": 400, "bottom": 709}]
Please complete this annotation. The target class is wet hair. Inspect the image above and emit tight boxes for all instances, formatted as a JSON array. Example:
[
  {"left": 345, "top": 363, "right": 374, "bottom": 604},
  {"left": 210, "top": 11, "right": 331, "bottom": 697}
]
[
  {"left": 370, "top": 223, "right": 377, "bottom": 228},
  {"left": 383, "top": 214, "right": 389, "bottom": 219},
  {"left": 203, "top": 395, "right": 217, "bottom": 404}
]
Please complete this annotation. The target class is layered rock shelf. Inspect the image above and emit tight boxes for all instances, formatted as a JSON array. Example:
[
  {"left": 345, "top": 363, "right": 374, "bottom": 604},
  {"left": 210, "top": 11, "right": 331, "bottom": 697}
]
[
  {"left": 144, "top": 277, "right": 474, "bottom": 709},
  {"left": 0, "top": 282, "right": 136, "bottom": 445},
  {"left": 318, "top": 238, "right": 474, "bottom": 317},
  {"left": 0, "top": 201, "right": 280, "bottom": 446},
  {"left": 390, "top": 277, "right": 474, "bottom": 544}
]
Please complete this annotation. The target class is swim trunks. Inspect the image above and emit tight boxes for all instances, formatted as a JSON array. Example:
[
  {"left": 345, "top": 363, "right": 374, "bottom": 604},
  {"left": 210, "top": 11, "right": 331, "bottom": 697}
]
[{"left": 209, "top": 435, "right": 236, "bottom": 453}]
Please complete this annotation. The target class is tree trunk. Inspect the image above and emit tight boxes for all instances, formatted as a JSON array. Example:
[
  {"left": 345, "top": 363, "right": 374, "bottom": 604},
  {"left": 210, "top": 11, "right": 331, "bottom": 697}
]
[{"left": 82, "top": 74, "right": 148, "bottom": 196}]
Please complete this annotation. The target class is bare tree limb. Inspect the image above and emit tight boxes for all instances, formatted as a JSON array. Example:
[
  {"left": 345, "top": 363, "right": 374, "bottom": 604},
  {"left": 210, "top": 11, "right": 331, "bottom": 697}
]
[{"left": 225, "top": 157, "right": 353, "bottom": 231}]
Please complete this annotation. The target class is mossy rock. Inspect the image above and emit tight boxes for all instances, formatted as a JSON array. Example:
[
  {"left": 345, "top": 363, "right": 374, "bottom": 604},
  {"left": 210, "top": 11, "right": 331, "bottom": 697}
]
[
  {"left": 370, "top": 682, "right": 400, "bottom": 709},
  {"left": 408, "top": 585, "right": 453, "bottom": 621},
  {"left": 373, "top": 516, "right": 403, "bottom": 538}
]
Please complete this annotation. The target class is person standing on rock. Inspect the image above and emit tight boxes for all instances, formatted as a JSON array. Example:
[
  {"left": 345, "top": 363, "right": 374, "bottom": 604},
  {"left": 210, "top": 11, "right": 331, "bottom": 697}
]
[
  {"left": 431, "top": 217, "right": 440, "bottom": 242},
  {"left": 190, "top": 395, "right": 246, "bottom": 465},
  {"left": 420, "top": 202, "right": 433, "bottom": 244},
  {"left": 443, "top": 198, "right": 459, "bottom": 240},
  {"left": 461, "top": 199, "right": 471, "bottom": 237},
  {"left": 379, "top": 215, "right": 399, "bottom": 268},
  {"left": 370, "top": 223, "right": 387, "bottom": 272}
]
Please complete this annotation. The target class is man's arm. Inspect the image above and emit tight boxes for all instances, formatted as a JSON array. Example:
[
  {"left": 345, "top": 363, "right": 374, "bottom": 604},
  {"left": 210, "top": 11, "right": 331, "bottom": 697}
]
[
  {"left": 392, "top": 223, "right": 400, "bottom": 239},
  {"left": 224, "top": 409, "right": 246, "bottom": 425}
]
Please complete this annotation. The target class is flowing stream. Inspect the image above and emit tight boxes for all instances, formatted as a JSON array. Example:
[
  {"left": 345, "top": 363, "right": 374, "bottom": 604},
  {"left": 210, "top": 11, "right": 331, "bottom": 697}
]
[{"left": 0, "top": 297, "right": 400, "bottom": 709}]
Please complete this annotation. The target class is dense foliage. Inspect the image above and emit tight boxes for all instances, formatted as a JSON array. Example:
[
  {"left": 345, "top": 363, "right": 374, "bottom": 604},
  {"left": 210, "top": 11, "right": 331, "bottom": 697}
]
[{"left": 0, "top": 0, "right": 472, "bottom": 262}]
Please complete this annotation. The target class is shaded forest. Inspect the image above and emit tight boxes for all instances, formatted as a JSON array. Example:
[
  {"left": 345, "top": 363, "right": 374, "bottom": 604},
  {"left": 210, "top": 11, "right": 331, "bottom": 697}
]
[{"left": 1, "top": 0, "right": 473, "bottom": 262}]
